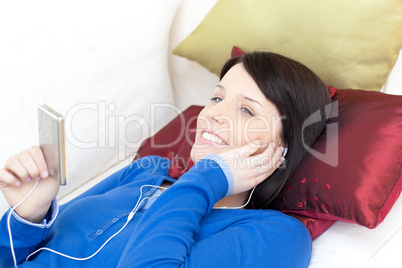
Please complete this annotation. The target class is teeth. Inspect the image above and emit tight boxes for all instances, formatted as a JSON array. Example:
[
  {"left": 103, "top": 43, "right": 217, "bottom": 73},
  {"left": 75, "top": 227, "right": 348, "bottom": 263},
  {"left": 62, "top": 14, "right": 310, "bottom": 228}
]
[{"left": 202, "top": 132, "right": 225, "bottom": 144}]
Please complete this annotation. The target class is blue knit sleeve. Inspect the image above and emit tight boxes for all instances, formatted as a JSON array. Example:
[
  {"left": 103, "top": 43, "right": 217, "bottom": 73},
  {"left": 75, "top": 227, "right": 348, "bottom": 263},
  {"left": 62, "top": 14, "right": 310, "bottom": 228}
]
[
  {"left": 117, "top": 157, "right": 228, "bottom": 267},
  {"left": 0, "top": 199, "right": 58, "bottom": 267},
  {"left": 202, "top": 154, "right": 233, "bottom": 197}
]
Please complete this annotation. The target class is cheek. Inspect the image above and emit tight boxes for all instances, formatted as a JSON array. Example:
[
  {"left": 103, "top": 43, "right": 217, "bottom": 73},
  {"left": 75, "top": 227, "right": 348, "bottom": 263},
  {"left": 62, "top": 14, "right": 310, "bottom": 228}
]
[{"left": 241, "top": 119, "right": 282, "bottom": 147}]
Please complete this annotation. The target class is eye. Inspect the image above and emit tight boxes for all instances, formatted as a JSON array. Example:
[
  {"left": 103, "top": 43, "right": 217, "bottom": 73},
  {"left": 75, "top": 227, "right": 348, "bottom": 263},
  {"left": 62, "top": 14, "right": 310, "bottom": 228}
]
[
  {"left": 241, "top": 107, "right": 254, "bottom": 116},
  {"left": 210, "top": 97, "right": 223, "bottom": 103}
]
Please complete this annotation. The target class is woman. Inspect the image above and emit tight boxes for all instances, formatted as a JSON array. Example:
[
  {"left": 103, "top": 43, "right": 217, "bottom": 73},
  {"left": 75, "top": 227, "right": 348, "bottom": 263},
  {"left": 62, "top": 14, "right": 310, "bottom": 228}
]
[{"left": 0, "top": 52, "right": 330, "bottom": 267}]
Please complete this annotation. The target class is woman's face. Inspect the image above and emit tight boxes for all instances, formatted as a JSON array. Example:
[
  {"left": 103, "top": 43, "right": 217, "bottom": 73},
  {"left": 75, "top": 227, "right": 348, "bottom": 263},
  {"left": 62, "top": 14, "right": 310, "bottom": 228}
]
[{"left": 190, "top": 63, "right": 283, "bottom": 163}]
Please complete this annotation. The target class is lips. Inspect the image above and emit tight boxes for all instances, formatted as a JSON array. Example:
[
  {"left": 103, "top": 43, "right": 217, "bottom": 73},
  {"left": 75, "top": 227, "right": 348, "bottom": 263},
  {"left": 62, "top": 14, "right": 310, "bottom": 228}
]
[{"left": 199, "top": 129, "right": 228, "bottom": 145}]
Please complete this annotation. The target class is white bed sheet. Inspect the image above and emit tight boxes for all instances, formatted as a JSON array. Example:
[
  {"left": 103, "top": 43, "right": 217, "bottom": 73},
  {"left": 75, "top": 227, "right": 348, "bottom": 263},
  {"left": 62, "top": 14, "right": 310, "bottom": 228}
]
[{"left": 310, "top": 196, "right": 402, "bottom": 268}]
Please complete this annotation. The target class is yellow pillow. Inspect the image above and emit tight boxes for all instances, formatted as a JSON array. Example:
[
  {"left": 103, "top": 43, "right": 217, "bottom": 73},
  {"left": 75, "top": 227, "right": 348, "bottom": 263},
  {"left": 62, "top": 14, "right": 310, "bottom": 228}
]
[{"left": 173, "top": 0, "right": 402, "bottom": 91}]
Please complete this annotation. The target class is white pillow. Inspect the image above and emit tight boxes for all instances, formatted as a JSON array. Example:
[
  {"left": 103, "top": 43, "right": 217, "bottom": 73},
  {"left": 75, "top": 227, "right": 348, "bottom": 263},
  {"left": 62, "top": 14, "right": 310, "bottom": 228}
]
[
  {"left": 0, "top": 0, "right": 181, "bottom": 213},
  {"left": 169, "top": 0, "right": 219, "bottom": 110}
]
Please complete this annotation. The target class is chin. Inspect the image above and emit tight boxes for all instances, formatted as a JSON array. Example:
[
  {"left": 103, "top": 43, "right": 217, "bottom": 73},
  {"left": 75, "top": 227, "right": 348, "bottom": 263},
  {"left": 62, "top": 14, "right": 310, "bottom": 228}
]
[
  {"left": 190, "top": 148, "right": 206, "bottom": 164},
  {"left": 190, "top": 145, "right": 227, "bottom": 164}
]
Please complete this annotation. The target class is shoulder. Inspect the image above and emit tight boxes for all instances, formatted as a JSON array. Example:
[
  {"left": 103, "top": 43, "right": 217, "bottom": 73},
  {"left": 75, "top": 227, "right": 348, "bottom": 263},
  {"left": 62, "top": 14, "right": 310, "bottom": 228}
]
[
  {"left": 250, "top": 209, "right": 312, "bottom": 267},
  {"left": 267, "top": 210, "right": 311, "bottom": 243},
  {"left": 212, "top": 208, "right": 311, "bottom": 243},
  {"left": 211, "top": 209, "right": 312, "bottom": 267},
  {"left": 232, "top": 209, "right": 308, "bottom": 233},
  {"left": 258, "top": 209, "right": 309, "bottom": 232}
]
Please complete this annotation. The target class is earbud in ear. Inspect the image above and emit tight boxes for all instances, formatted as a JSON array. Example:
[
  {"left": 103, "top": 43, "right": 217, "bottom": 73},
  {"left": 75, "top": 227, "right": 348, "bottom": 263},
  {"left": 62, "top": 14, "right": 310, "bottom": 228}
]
[{"left": 282, "top": 147, "right": 288, "bottom": 157}]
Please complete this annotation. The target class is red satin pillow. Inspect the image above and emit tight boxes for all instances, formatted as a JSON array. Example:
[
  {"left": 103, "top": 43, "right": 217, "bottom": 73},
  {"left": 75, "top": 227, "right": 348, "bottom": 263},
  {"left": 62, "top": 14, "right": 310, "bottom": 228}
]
[
  {"left": 274, "top": 88, "right": 402, "bottom": 228},
  {"left": 134, "top": 105, "right": 200, "bottom": 165}
]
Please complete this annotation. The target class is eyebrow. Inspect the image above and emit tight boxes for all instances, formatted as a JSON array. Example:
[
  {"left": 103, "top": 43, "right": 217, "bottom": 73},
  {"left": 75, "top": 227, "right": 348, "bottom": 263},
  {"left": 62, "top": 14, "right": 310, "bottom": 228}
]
[
  {"left": 216, "top": 85, "right": 263, "bottom": 107},
  {"left": 243, "top": 96, "right": 263, "bottom": 107}
]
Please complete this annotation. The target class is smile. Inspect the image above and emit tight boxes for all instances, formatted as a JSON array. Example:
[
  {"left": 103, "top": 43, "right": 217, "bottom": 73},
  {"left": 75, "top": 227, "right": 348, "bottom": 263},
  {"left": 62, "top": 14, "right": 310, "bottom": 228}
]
[{"left": 201, "top": 130, "right": 228, "bottom": 145}]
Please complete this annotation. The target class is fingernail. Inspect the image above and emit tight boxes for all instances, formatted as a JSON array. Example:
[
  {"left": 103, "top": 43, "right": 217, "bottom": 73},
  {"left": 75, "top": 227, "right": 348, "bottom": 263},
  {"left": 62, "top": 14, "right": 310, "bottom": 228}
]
[
  {"left": 271, "top": 141, "right": 276, "bottom": 147},
  {"left": 35, "top": 176, "right": 41, "bottom": 181},
  {"left": 280, "top": 146, "right": 285, "bottom": 153},
  {"left": 280, "top": 156, "right": 285, "bottom": 162},
  {"left": 26, "top": 177, "right": 32, "bottom": 183},
  {"left": 41, "top": 171, "right": 49, "bottom": 178},
  {"left": 15, "top": 181, "right": 21, "bottom": 187}
]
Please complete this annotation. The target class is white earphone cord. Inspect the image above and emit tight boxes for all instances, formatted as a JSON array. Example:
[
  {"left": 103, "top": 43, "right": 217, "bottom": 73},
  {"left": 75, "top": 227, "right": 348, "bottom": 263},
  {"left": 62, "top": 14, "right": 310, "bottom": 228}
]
[
  {"left": 7, "top": 183, "right": 254, "bottom": 267},
  {"left": 7, "top": 184, "right": 166, "bottom": 267},
  {"left": 7, "top": 181, "right": 39, "bottom": 268}
]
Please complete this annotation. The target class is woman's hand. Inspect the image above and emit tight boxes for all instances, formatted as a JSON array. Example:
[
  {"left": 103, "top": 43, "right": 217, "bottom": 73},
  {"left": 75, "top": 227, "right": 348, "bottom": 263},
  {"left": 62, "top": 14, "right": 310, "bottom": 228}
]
[
  {"left": 0, "top": 146, "right": 60, "bottom": 223},
  {"left": 218, "top": 140, "right": 284, "bottom": 196}
]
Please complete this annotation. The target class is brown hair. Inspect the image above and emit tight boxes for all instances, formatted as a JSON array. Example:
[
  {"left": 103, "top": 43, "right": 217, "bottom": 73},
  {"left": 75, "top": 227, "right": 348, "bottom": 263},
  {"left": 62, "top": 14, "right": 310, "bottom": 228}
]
[{"left": 220, "top": 52, "right": 331, "bottom": 209}]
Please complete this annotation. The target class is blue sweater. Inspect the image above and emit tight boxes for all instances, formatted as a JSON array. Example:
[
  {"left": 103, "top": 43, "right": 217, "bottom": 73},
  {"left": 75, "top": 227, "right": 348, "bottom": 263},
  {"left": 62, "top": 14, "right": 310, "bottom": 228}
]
[{"left": 0, "top": 156, "right": 312, "bottom": 267}]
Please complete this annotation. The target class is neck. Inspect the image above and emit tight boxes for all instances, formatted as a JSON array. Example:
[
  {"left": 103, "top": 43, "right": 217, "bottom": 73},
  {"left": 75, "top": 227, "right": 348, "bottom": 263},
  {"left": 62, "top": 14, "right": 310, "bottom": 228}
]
[
  {"left": 214, "top": 191, "right": 250, "bottom": 209},
  {"left": 161, "top": 180, "right": 251, "bottom": 209}
]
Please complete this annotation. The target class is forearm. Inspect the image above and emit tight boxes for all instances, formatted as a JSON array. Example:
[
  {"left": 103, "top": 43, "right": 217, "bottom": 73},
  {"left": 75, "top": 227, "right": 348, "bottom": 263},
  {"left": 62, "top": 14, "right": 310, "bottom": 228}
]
[{"left": 117, "top": 157, "right": 228, "bottom": 267}]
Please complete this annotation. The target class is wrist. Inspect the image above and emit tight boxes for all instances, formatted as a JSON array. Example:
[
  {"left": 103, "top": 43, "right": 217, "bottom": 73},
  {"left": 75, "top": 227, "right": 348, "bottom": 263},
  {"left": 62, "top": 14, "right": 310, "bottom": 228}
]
[{"left": 15, "top": 202, "right": 52, "bottom": 224}]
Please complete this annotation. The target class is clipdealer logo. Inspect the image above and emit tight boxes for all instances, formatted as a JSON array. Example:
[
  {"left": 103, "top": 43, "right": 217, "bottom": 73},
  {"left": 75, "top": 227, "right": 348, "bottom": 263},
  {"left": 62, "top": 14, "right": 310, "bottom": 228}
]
[
  {"left": 64, "top": 102, "right": 182, "bottom": 160},
  {"left": 302, "top": 101, "right": 339, "bottom": 167}
]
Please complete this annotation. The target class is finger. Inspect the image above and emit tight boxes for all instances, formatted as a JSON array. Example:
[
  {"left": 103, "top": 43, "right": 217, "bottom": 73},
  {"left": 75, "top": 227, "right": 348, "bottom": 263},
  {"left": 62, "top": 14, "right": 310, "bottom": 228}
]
[
  {"left": 0, "top": 169, "right": 22, "bottom": 187},
  {"left": 249, "top": 142, "right": 278, "bottom": 166},
  {"left": 252, "top": 146, "right": 285, "bottom": 176},
  {"left": 276, "top": 146, "right": 286, "bottom": 164},
  {"left": 3, "top": 157, "right": 29, "bottom": 185},
  {"left": 261, "top": 146, "right": 285, "bottom": 168},
  {"left": 275, "top": 152, "right": 286, "bottom": 168},
  {"left": 15, "top": 151, "right": 40, "bottom": 183},
  {"left": 28, "top": 146, "right": 49, "bottom": 179}
]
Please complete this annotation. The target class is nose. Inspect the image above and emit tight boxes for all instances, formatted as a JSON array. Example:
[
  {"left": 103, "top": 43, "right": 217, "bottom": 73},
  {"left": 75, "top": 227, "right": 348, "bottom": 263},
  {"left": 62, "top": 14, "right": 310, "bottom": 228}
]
[
  {"left": 210, "top": 114, "right": 226, "bottom": 124},
  {"left": 207, "top": 102, "right": 229, "bottom": 125}
]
